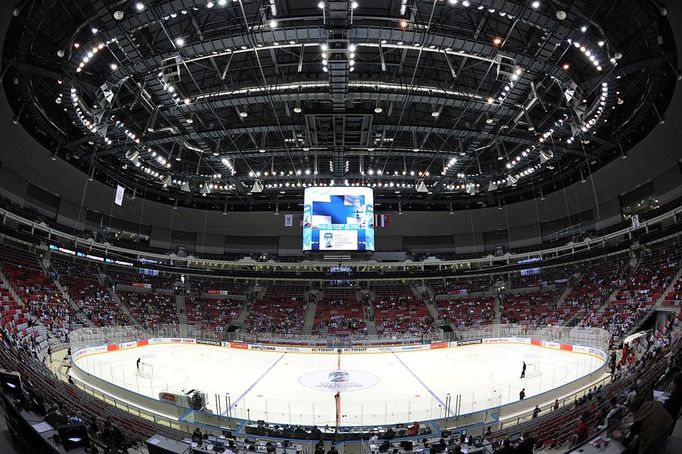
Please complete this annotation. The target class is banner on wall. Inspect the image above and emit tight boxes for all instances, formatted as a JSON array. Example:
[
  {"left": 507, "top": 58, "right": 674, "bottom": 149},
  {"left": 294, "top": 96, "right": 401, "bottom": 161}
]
[
  {"left": 114, "top": 185, "right": 125, "bottom": 206},
  {"left": 284, "top": 214, "right": 294, "bottom": 227},
  {"left": 631, "top": 215, "right": 641, "bottom": 230},
  {"left": 374, "top": 214, "right": 390, "bottom": 228}
]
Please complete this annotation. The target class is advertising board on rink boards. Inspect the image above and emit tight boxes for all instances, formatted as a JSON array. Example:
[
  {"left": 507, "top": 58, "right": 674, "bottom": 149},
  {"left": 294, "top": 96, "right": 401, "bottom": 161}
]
[{"left": 72, "top": 337, "right": 606, "bottom": 361}]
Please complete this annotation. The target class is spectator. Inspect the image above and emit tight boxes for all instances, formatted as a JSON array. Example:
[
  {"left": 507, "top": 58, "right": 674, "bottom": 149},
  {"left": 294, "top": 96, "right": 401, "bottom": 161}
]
[
  {"left": 532, "top": 405, "right": 541, "bottom": 418},
  {"left": 519, "top": 388, "right": 525, "bottom": 400},
  {"left": 406, "top": 421, "right": 420, "bottom": 436},
  {"left": 514, "top": 432, "right": 535, "bottom": 454},
  {"left": 573, "top": 411, "right": 590, "bottom": 445},
  {"left": 622, "top": 397, "right": 673, "bottom": 454},
  {"left": 493, "top": 438, "right": 513, "bottom": 454},
  {"left": 663, "top": 373, "right": 682, "bottom": 420},
  {"left": 553, "top": 399, "right": 560, "bottom": 411},
  {"left": 626, "top": 386, "right": 638, "bottom": 406},
  {"left": 597, "top": 397, "right": 624, "bottom": 432}
]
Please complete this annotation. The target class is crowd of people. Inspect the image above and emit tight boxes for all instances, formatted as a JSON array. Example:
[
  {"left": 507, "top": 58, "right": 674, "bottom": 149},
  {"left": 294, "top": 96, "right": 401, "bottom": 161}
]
[{"left": 118, "top": 291, "right": 179, "bottom": 328}]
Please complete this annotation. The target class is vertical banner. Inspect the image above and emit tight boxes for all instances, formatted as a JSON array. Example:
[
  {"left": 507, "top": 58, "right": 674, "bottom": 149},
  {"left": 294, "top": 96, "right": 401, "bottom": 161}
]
[
  {"left": 631, "top": 214, "right": 640, "bottom": 230},
  {"left": 284, "top": 214, "right": 294, "bottom": 227},
  {"left": 114, "top": 185, "right": 125, "bottom": 206},
  {"left": 374, "top": 214, "right": 390, "bottom": 228}
]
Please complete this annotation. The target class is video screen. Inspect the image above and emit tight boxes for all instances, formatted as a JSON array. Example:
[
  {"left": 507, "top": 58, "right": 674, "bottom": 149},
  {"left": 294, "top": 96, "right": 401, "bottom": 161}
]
[{"left": 303, "top": 187, "right": 374, "bottom": 251}]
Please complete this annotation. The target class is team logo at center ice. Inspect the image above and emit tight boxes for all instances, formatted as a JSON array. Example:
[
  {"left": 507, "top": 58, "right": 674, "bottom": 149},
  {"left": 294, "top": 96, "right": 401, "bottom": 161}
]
[
  {"left": 328, "top": 371, "right": 349, "bottom": 383},
  {"left": 299, "top": 370, "right": 379, "bottom": 392}
]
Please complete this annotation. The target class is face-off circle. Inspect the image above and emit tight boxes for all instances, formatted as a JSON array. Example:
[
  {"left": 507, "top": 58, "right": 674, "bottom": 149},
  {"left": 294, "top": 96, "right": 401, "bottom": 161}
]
[{"left": 298, "top": 370, "right": 380, "bottom": 392}]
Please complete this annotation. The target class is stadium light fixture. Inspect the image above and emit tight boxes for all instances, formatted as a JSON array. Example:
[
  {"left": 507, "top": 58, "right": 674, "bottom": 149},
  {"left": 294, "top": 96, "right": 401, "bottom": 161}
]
[{"left": 251, "top": 180, "right": 264, "bottom": 193}]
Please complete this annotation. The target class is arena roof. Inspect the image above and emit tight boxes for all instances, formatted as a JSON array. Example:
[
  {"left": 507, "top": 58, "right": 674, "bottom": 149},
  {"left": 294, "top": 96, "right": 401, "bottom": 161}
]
[{"left": 1, "top": 0, "right": 679, "bottom": 211}]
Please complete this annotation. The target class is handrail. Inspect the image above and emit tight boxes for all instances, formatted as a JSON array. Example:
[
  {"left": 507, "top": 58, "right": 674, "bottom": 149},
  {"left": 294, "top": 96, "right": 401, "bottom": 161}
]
[
  {"left": 1, "top": 203, "right": 681, "bottom": 271},
  {"left": 66, "top": 324, "right": 611, "bottom": 434}
]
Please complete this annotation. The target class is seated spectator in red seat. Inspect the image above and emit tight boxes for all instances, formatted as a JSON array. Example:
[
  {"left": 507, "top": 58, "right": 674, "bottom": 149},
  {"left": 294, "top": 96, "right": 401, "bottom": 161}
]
[{"left": 573, "top": 411, "right": 590, "bottom": 445}]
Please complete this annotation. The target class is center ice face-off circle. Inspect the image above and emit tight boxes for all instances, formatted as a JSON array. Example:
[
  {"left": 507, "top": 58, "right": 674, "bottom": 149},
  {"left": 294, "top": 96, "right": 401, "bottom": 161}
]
[{"left": 298, "top": 370, "right": 380, "bottom": 392}]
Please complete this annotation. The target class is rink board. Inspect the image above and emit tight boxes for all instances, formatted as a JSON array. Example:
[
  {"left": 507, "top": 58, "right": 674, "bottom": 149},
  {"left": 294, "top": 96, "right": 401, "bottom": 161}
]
[{"left": 71, "top": 337, "right": 607, "bottom": 426}]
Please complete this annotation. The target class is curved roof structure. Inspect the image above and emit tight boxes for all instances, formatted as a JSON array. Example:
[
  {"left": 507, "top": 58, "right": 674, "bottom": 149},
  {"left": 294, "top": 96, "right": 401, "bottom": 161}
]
[{"left": 1, "top": 0, "right": 678, "bottom": 211}]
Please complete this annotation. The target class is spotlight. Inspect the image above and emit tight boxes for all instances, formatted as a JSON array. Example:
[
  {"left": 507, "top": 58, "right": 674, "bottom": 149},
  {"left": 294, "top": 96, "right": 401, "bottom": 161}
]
[
  {"left": 135, "top": 2, "right": 145, "bottom": 11},
  {"left": 374, "top": 106, "right": 383, "bottom": 113},
  {"left": 269, "top": 19, "right": 278, "bottom": 28},
  {"left": 251, "top": 180, "right": 264, "bottom": 193}
]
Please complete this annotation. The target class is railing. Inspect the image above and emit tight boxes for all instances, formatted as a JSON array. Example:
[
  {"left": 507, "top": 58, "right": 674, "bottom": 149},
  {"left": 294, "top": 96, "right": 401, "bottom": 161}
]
[
  {"left": 68, "top": 324, "right": 610, "bottom": 431},
  {"left": 69, "top": 324, "right": 220, "bottom": 352},
  {"left": 1, "top": 202, "right": 681, "bottom": 271},
  {"left": 70, "top": 323, "right": 609, "bottom": 352}
]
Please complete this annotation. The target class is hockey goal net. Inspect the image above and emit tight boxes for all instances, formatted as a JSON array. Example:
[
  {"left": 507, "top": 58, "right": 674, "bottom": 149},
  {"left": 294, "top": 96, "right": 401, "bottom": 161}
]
[
  {"left": 137, "top": 362, "right": 153, "bottom": 377},
  {"left": 525, "top": 362, "right": 540, "bottom": 378}
]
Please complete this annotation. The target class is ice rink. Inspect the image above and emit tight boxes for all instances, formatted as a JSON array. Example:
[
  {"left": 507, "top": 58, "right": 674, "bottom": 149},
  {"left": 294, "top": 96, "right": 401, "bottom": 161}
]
[{"left": 73, "top": 342, "right": 606, "bottom": 426}]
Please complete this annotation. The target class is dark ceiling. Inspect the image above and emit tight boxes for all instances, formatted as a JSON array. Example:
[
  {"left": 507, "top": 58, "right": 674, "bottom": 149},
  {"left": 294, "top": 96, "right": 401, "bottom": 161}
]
[{"left": 1, "top": 0, "right": 678, "bottom": 211}]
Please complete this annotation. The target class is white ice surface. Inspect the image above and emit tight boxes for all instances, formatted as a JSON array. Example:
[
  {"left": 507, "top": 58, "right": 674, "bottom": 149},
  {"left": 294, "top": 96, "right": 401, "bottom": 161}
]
[{"left": 74, "top": 343, "right": 604, "bottom": 426}]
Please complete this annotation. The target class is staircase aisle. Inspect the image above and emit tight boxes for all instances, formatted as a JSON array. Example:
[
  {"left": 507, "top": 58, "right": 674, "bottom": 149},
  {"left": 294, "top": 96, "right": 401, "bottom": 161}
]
[
  {"left": 53, "top": 279, "right": 88, "bottom": 326},
  {"left": 656, "top": 267, "right": 682, "bottom": 309},
  {"left": 0, "top": 270, "right": 24, "bottom": 308},
  {"left": 110, "top": 288, "right": 142, "bottom": 328},
  {"left": 494, "top": 295, "right": 502, "bottom": 324},
  {"left": 302, "top": 299, "right": 318, "bottom": 335},
  {"left": 364, "top": 301, "right": 377, "bottom": 335},
  {"left": 176, "top": 294, "right": 187, "bottom": 325}
]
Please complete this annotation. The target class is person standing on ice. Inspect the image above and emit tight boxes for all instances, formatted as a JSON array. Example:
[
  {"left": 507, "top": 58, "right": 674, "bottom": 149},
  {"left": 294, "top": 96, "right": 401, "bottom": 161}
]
[
  {"left": 136, "top": 357, "right": 141, "bottom": 372},
  {"left": 520, "top": 361, "right": 526, "bottom": 378}
]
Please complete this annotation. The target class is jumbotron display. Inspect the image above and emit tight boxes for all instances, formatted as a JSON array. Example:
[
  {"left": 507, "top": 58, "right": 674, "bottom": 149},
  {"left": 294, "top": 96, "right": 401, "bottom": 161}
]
[{"left": 302, "top": 187, "right": 374, "bottom": 251}]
